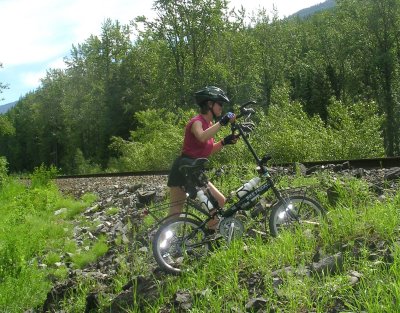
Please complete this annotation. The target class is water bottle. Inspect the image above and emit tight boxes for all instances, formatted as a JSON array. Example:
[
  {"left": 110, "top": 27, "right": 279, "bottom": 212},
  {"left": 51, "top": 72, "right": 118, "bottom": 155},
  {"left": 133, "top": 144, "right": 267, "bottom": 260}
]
[
  {"left": 236, "top": 177, "right": 261, "bottom": 198},
  {"left": 249, "top": 177, "right": 261, "bottom": 188},
  {"left": 196, "top": 190, "right": 214, "bottom": 211}
]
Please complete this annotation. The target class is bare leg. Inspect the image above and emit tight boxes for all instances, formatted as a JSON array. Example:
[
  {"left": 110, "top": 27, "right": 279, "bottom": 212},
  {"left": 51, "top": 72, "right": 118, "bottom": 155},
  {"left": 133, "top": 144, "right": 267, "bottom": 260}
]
[
  {"left": 169, "top": 187, "right": 186, "bottom": 216},
  {"left": 207, "top": 181, "right": 226, "bottom": 208},
  {"left": 206, "top": 182, "right": 226, "bottom": 230}
]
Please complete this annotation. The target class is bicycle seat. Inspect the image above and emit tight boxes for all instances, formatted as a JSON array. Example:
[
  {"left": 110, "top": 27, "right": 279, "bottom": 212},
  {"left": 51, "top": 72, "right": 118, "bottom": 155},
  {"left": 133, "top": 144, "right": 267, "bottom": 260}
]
[
  {"left": 179, "top": 158, "right": 209, "bottom": 173},
  {"left": 179, "top": 158, "right": 209, "bottom": 196}
]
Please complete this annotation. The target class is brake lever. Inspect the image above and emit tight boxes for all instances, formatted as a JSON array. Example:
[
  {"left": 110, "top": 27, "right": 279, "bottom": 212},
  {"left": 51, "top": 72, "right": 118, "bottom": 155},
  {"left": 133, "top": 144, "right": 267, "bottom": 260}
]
[{"left": 241, "top": 122, "right": 255, "bottom": 133}]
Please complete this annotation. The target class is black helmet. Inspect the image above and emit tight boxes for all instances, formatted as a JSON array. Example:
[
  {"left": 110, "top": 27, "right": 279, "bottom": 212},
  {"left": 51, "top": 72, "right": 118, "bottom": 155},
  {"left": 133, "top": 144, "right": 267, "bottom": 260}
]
[{"left": 195, "top": 86, "right": 230, "bottom": 105}]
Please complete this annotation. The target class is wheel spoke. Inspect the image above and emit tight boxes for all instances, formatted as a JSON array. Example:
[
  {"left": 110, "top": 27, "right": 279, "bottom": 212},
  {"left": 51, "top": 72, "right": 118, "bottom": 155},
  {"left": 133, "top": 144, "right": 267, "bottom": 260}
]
[
  {"left": 268, "top": 195, "right": 325, "bottom": 237},
  {"left": 152, "top": 217, "right": 209, "bottom": 274}
]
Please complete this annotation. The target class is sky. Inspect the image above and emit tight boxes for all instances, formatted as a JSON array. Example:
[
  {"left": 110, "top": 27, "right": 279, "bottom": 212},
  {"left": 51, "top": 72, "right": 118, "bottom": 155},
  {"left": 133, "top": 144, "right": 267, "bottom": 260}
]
[{"left": 0, "top": 0, "right": 324, "bottom": 105}]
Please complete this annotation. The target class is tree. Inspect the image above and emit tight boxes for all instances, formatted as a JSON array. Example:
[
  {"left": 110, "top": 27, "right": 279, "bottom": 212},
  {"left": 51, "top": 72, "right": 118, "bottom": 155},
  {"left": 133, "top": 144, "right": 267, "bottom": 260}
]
[
  {"left": 335, "top": 0, "right": 400, "bottom": 155},
  {"left": 136, "top": 0, "right": 229, "bottom": 106},
  {"left": 0, "top": 62, "right": 9, "bottom": 102}
]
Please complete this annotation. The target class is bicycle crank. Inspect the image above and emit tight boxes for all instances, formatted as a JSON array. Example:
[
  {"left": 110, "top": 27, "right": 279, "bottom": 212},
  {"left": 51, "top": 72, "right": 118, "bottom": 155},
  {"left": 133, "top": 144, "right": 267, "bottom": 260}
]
[{"left": 218, "top": 217, "right": 244, "bottom": 244}]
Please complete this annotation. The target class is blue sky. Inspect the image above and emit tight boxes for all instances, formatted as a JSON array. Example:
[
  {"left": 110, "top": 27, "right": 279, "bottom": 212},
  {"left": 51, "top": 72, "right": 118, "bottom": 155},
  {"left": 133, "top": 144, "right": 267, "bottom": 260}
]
[{"left": 0, "top": 0, "right": 323, "bottom": 105}]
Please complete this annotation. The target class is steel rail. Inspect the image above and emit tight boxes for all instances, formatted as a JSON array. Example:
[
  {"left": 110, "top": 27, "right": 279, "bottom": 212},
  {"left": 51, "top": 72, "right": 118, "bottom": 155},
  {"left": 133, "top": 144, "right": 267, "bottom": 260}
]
[{"left": 53, "top": 156, "right": 400, "bottom": 179}]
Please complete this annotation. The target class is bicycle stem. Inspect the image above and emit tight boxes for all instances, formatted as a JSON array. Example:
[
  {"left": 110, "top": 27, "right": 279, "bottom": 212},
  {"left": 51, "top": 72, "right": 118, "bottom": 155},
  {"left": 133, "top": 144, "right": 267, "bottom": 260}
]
[
  {"left": 236, "top": 123, "right": 262, "bottom": 167},
  {"left": 233, "top": 120, "right": 282, "bottom": 199}
]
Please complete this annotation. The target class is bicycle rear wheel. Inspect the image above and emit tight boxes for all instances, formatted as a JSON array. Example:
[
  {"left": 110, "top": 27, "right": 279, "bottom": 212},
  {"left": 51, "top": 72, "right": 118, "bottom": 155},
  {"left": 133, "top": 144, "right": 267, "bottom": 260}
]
[
  {"left": 152, "top": 217, "right": 210, "bottom": 274},
  {"left": 268, "top": 195, "right": 325, "bottom": 237}
]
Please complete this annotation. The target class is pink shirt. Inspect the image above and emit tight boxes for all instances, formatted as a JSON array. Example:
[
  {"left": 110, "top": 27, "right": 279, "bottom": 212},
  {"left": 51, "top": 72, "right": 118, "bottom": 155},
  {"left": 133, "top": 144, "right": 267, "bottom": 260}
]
[{"left": 181, "top": 114, "right": 214, "bottom": 158}]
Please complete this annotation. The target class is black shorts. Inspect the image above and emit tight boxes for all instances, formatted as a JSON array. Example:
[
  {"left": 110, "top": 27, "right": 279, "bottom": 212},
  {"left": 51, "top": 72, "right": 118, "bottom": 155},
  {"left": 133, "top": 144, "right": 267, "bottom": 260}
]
[{"left": 167, "top": 156, "right": 190, "bottom": 187}]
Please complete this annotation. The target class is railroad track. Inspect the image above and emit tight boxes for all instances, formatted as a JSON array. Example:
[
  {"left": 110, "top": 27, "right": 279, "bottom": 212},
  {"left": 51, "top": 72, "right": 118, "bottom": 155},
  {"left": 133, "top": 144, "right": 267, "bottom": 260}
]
[{"left": 55, "top": 156, "right": 400, "bottom": 179}]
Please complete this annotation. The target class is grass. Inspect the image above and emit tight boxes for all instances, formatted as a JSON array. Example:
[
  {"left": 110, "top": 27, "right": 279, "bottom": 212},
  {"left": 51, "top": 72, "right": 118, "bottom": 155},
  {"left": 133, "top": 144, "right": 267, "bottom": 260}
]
[
  {"left": 0, "top": 168, "right": 399, "bottom": 312},
  {"left": 0, "top": 176, "right": 101, "bottom": 312}
]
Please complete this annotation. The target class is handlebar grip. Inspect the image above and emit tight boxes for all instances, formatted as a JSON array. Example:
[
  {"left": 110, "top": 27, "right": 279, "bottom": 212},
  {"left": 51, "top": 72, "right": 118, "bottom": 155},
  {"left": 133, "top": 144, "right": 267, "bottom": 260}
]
[{"left": 239, "top": 100, "right": 256, "bottom": 109}]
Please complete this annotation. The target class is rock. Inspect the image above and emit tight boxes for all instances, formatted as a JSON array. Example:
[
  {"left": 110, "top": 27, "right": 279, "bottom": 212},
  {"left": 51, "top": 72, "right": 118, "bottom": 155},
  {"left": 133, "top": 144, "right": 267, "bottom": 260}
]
[
  {"left": 384, "top": 167, "right": 400, "bottom": 181},
  {"left": 42, "top": 279, "right": 75, "bottom": 313},
  {"left": 54, "top": 207, "right": 67, "bottom": 215},
  {"left": 245, "top": 297, "right": 268, "bottom": 312},
  {"left": 327, "top": 186, "right": 339, "bottom": 205},
  {"left": 137, "top": 190, "right": 156, "bottom": 204},
  {"left": 85, "top": 292, "right": 100, "bottom": 313},
  {"left": 173, "top": 290, "right": 192, "bottom": 311},
  {"left": 311, "top": 252, "right": 343, "bottom": 275}
]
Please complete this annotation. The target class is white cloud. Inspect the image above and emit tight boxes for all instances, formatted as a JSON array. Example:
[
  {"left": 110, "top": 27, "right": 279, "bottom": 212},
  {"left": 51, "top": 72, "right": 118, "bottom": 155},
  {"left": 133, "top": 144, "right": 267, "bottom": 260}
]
[
  {"left": 0, "top": 0, "right": 154, "bottom": 67},
  {"left": 0, "top": 0, "right": 324, "bottom": 103},
  {"left": 229, "top": 0, "right": 325, "bottom": 18},
  {"left": 21, "top": 71, "right": 44, "bottom": 88},
  {"left": 47, "top": 57, "right": 67, "bottom": 70}
]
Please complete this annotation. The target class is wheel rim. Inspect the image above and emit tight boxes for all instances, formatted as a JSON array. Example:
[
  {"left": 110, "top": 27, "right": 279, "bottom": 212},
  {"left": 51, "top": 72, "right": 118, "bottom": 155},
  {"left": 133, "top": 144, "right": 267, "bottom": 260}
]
[
  {"left": 272, "top": 197, "right": 323, "bottom": 236},
  {"left": 155, "top": 219, "right": 208, "bottom": 273}
]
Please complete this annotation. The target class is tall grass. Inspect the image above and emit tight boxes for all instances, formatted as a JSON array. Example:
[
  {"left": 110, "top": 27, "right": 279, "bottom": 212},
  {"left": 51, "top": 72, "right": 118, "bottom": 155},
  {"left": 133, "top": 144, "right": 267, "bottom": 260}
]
[
  {"left": 1, "top": 163, "right": 400, "bottom": 312},
  {"left": 0, "top": 167, "right": 101, "bottom": 312},
  {"left": 132, "top": 174, "right": 400, "bottom": 312}
]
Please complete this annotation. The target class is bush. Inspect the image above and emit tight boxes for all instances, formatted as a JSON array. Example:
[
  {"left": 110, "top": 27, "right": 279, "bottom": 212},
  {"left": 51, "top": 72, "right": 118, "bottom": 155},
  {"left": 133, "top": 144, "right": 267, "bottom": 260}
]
[
  {"left": 252, "top": 94, "right": 384, "bottom": 163},
  {"left": 108, "top": 90, "right": 385, "bottom": 170},
  {"left": 108, "top": 108, "right": 196, "bottom": 171},
  {"left": 0, "top": 157, "right": 8, "bottom": 188},
  {"left": 30, "top": 164, "right": 59, "bottom": 188},
  {"left": 72, "top": 149, "right": 102, "bottom": 174}
]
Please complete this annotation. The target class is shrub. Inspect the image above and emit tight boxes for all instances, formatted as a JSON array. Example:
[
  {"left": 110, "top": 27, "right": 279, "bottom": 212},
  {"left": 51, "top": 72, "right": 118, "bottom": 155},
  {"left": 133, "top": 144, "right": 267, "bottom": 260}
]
[
  {"left": 251, "top": 95, "right": 384, "bottom": 163},
  {"left": 30, "top": 164, "right": 59, "bottom": 188},
  {"left": 108, "top": 108, "right": 195, "bottom": 171},
  {"left": 108, "top": 89, "right": 385, "bottom": 170},
  {"left": 0, "top": 156, "right": 8, "bottom": 188},
  {"left": 72, "top": 149, "right": 102, "bottom": 174}
]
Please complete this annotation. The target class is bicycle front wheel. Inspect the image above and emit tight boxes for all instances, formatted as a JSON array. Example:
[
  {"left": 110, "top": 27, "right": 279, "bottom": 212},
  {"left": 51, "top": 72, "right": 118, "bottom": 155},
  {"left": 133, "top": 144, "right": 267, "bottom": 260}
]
[
  {"left": 152, "top": 217, "right": 209, "bottom": 274},
  {"left": 268, "top": 195, "right": 325, "bottom": 237}
]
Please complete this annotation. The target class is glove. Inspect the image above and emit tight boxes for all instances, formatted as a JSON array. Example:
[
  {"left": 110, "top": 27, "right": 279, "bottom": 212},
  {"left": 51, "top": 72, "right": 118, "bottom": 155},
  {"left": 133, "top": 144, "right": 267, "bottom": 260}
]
[
  {"left": 222, "top": 134, "right": 239, "bottom": 146},
  {"left": 219, "top": 112, "right": 235, "bottom": 126}
]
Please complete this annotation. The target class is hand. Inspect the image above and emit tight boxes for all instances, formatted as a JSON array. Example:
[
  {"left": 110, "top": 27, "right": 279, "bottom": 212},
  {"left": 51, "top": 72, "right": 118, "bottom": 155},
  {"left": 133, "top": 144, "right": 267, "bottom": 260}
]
[
  {"left": 222, "top": 134, "right": 239, "bottom": 145},
  {"left": 219, "top": 112, "right": 235, "bottom": 126}
]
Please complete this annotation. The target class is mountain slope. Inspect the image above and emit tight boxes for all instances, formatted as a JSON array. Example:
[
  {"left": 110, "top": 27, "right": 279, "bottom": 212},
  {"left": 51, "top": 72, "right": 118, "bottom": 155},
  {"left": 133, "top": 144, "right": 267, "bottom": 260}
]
[
  {"left": 0, "top": 101, "right": 17, "bottom": 114},
  {"left": 290, "top": 0, "right": 336, "bottom": 18}
]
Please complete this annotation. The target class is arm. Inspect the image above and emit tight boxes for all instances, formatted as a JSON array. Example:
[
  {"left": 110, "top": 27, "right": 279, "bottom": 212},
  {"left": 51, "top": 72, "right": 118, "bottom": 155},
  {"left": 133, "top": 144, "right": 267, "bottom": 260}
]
[
  {"left": 191, "top": 120, "right": 224, "bottom": 155},
  {"left": 191, "top": 112, "right": 235, "bottom": 143},
  {"left": 211, "top": 140, "right": 224, "bottom": 155},
  {"left": 191, "top": 120, "right": 221, "bottom": 143}
]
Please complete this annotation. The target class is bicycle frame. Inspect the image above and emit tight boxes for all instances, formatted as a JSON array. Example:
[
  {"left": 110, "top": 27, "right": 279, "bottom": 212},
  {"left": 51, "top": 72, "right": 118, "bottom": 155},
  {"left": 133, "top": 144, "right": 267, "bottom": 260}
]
[
  {"left": 187, "top": 105, "right": 288, "bottom": 225},
  {"left": 166, "top": 101, "right": 298, "bottom": 229},
  {"left": 211, "top": 105, "right": 285, "bottom": 218}
]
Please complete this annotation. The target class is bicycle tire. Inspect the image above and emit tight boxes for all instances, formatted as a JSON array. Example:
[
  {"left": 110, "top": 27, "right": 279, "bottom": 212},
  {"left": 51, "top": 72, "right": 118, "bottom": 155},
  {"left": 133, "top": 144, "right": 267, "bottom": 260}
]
[
  {"left": 268, "top": 195, "right": 325, "bottom": 237},
  {"left": 152, "top": 217, "right": 210, "bottom": 274}
]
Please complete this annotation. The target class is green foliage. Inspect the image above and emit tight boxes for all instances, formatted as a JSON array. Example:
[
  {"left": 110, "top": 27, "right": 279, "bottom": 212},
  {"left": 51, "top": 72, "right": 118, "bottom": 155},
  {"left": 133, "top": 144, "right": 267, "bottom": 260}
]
[
  {"left": 0, "top": 156, "right": 8, "bottom": 188},
  {"left": 252, "top": 91, "right": 384, "bottom": 163},
  {"left": 0, "top": 0, "right": 399, "bottom": 175},
  {"left": 109, "top": 92, "right": 384, "bottom": 170},
  {"left": 0, "top": 175, "right": 101, "bottom": 311},
  {"left": 108, "top": 108, "right": 196, "bottom": 171},
  {"left": 0, "top": 115, "right": 15, "bottom": 136},
  {"left": 72, "top": 148, "right": 102, "bottom": 174},
  {"left": 326, "top": 99, "right": 385, "bottom": 159},
  {"left": 30, "top": 163, "right": 59, "bottom": 188},
  {"left": 54, "top": 192, "right": 98, "bottom": 219},
  {"left": 70, "top": 236, "right": 109, "bottom": 269}
]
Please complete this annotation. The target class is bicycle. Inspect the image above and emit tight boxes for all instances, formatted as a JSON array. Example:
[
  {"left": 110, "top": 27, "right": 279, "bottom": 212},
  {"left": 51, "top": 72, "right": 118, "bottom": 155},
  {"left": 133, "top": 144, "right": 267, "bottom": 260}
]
[{"left": 152, "top": 101, "right": 325, "bottom": 274}]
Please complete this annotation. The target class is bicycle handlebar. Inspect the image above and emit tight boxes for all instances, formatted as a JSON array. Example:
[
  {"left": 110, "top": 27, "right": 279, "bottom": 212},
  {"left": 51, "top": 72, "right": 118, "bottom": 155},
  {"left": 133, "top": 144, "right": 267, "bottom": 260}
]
[{"left": 236, "top": 100, "right": 256, "bottom": 119}]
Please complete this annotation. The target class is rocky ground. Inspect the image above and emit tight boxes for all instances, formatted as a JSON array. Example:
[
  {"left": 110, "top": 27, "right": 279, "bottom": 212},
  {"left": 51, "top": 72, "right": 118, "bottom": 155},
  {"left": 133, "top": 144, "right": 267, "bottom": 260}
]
[{"left": 36, "top": 164, "right": 400, "bottom": 312}]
